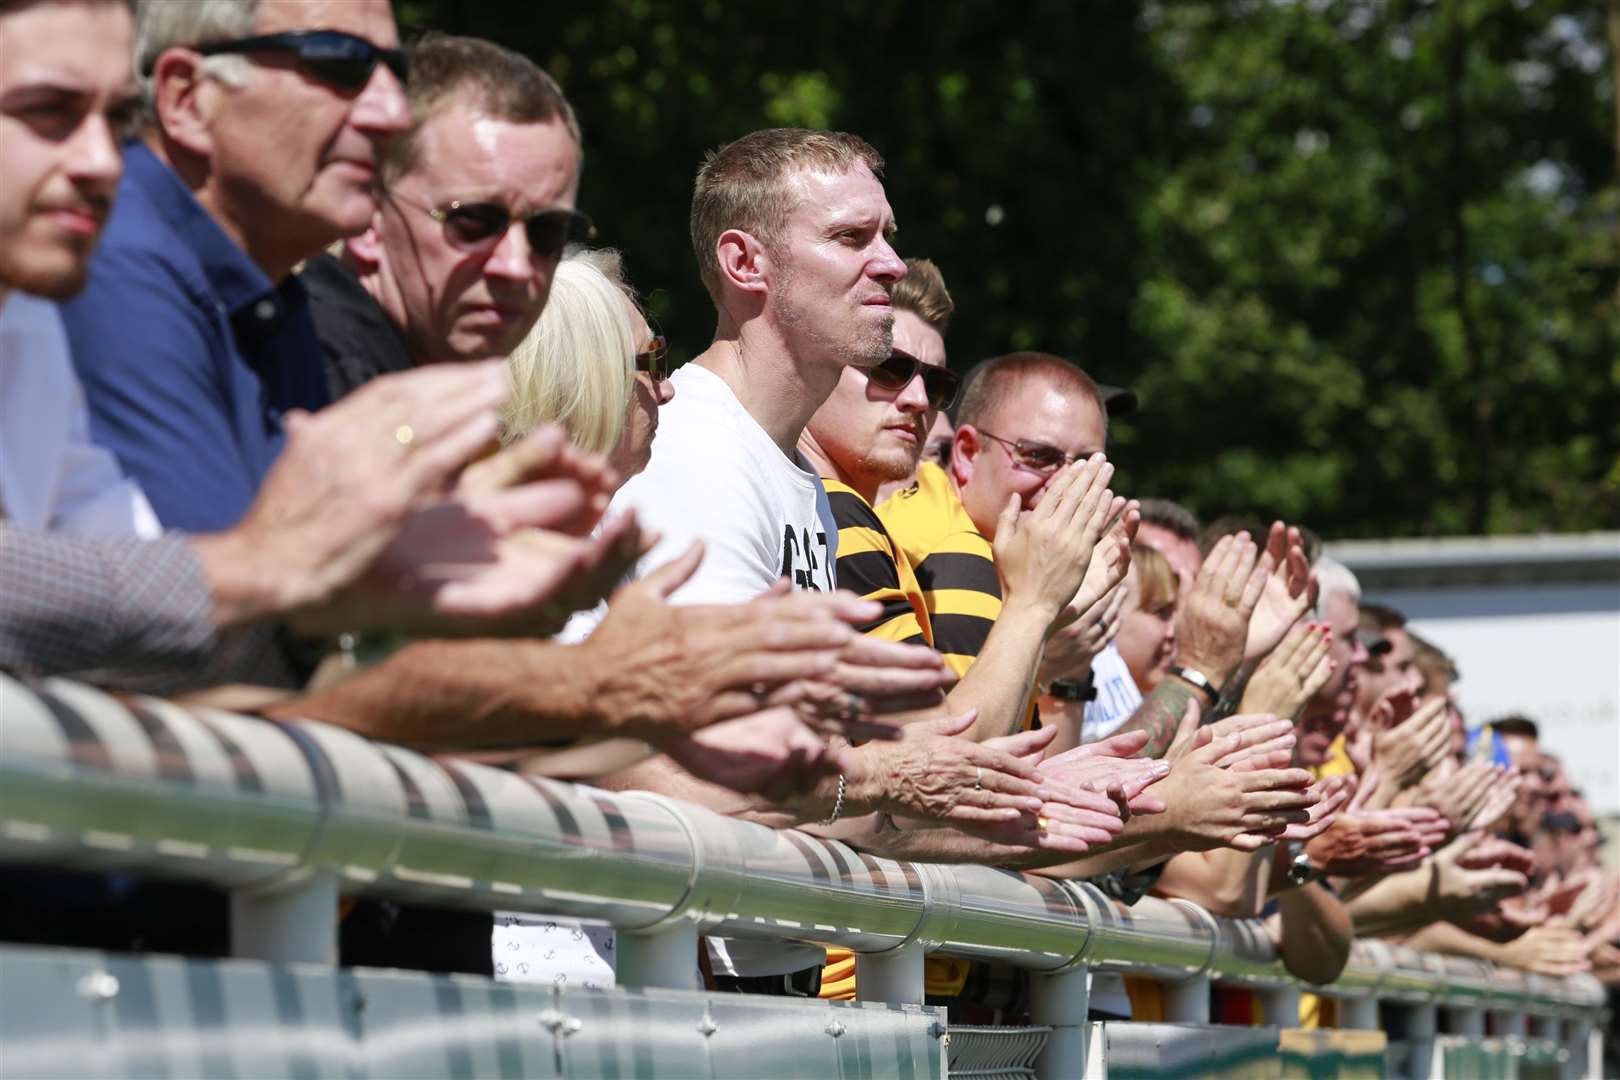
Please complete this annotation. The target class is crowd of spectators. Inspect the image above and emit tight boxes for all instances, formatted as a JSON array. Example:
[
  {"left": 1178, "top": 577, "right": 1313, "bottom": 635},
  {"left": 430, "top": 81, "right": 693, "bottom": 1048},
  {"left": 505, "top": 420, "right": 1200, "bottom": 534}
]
[{"left": 1, "top": 0, "right": 1615, "bottom": 1023}]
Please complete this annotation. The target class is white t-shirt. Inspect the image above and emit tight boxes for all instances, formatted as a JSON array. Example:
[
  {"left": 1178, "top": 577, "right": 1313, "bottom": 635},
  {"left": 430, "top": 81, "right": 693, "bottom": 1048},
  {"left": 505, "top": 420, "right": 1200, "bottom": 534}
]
[
  {"left": 0, "top": 293, "right": 160, "bottom": 538},
  {"left": 1082, "top": 644, "right": 1144, "bottom": 743},
  {"left": 609, "top": 362, "right": 838, "bottom": 604},
  {"left": 514, "top": 362, "right": 837, "bottom": 981}
]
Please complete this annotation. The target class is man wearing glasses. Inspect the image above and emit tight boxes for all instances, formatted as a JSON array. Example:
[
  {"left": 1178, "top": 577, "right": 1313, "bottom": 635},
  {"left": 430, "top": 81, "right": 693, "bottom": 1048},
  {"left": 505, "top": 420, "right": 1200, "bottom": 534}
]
[
  {"left": 800, "top": 266, "right": 1129, "bottom": 744},
  {"left": 880, "top": 351, "right": 1134, "bottom": 703},
  {"left": 61, "top": 0, "right": 410, "bottom": 532},
  {"left": 304, "top": 33, "right": 590, "bottom": 401}
]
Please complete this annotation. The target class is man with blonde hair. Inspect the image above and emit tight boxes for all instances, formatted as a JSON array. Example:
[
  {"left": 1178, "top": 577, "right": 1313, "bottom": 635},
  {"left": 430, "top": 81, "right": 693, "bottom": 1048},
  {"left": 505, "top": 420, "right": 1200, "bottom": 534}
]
[{"left": 602, "top": 127, "right": 911, "bottom": 603}]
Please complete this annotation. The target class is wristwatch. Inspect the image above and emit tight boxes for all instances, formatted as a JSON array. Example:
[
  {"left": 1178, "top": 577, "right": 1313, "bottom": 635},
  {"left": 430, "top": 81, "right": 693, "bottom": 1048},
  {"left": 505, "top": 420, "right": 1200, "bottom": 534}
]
[
  {"left": 1286, "top": 848, "right": 1321, "bottom": 888},
  {"left": 1048, "top": 675, "right": 1096, "bottom": 703},
  {"left": 1168, "top": 664, "right": 1221, "bottom": 703}
]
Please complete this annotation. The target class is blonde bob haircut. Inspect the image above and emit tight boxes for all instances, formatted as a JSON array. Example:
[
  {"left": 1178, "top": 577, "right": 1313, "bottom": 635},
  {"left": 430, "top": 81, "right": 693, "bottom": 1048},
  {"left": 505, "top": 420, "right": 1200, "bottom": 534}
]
[
  {"left": 1129, "top": 543, "right": 1178, "bottom": 612},
  {"left": 502, "top": 248, "right": 638, "bottom": 456}
]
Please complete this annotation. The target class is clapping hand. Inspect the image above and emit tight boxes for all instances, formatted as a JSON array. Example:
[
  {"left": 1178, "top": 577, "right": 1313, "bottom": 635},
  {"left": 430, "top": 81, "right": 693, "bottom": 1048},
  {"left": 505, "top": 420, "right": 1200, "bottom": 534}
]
[{"left": 1244, "top": 521, "right": 1317, "bottom": 663}]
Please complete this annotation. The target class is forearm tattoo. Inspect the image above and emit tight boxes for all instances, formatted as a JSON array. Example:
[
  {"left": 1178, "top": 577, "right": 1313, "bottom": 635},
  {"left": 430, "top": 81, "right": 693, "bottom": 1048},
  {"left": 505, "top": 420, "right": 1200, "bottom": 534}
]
[{"left": 1116, "top": 678, "right": 1198, "bottom": 758}]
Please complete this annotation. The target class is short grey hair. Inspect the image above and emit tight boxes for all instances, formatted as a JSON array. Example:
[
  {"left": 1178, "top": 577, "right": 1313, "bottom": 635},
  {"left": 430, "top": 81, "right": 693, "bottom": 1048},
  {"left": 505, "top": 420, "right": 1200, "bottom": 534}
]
[
  {"left": 135, "top": 0, "right": 258, "bottom": 106},
  {"left": 1311, "top": 555, "right": 1361, "bottom": 620}
]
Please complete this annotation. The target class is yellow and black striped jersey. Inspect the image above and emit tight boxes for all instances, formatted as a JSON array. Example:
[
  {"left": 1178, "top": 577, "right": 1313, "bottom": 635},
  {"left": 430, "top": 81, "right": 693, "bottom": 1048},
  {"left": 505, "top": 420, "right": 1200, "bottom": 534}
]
[
  {"left": 875, "top": 461, "right": 1002, "bottom": 682},
  {"left": 815, "top": 474, "right": 968, "bottom": 1001},
  {"left": 819, "top": 477, "right": 931, "bottom": 648}
]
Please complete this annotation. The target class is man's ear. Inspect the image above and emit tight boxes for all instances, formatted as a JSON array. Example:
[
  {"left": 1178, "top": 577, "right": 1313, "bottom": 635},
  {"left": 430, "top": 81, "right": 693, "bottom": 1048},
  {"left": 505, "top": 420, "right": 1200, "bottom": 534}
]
[
  {"left": 951, "top": 425, "right": 980, "bottom": 486},
  {"left": 149, "top": 50, "right": 219, "bottom": 159},
  {"left": 342, "top": 218, "right": 386, "bottom": 273},
  {"left": 715, "top": 229, "right": 770, "bottom": 295}
]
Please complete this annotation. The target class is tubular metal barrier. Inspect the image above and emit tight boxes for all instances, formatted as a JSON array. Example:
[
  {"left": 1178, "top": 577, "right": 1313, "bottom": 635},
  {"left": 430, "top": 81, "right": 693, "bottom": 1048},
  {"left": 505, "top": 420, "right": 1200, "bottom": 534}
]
[{"left": 0, "top": 673, "right": 1610, "bottom": 1078}]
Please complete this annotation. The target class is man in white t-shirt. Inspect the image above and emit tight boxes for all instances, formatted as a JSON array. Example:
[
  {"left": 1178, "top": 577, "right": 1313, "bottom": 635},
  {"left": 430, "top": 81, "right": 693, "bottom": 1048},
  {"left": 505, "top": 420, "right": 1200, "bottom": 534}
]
[
  {"left": 596, "top": 128, "right": 938, "bottom": 992},
  {"left": 605, "top": 128, "right": 904, "bottom": 602}
]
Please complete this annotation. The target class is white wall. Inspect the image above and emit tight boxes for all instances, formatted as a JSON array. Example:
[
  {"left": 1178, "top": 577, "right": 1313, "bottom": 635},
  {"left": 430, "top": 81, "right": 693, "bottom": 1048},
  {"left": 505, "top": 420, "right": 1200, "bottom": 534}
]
[{"left": 1367, "top": 582, "right": 1620, "bottom": 815}]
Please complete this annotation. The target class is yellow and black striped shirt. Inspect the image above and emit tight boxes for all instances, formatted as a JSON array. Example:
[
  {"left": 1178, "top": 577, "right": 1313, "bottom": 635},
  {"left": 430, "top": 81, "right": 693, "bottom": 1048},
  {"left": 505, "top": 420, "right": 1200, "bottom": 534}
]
[
  {"left": 875, "top": 461, "right": 1003, "bottom": 681},
  {"left": 820, "top": 477, "right": 931, "bottom": 648},
  {"left": 817, "top": 474, "right": 972, "bottom": 1001}
]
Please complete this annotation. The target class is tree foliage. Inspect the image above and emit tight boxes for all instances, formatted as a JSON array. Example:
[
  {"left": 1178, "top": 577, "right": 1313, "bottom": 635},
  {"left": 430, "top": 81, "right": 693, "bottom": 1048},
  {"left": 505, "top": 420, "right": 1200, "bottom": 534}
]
[{"left": 400, "top": 0, "right": 1618, "bottom": 537}]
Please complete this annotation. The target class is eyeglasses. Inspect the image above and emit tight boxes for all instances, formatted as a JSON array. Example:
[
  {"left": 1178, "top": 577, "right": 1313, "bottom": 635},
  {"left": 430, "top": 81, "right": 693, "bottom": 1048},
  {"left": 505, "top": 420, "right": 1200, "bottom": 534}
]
[
  {"left": 387, "top": 190, "right": 596, "bottom": 262},
  {"left": 864, "top": 349, "right": 961, "bottom": 411},
  {"left": 976, "top": 430, "right": 1088, "bottom": 474},
  {"left": 181, "top": 30, "right": 409, "bottom": 94},
  {"left": 635, "top": 335, "right": 668, "bottom": 383}
]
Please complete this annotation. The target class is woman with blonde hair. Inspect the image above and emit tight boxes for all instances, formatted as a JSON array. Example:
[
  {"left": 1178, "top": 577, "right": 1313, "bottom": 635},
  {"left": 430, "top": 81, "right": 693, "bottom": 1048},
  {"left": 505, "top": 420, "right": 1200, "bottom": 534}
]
[
  {"left": 503, "top": 248, "right": 673, "bottom": 483},
  {"left": 1116, "top": 542, "right": 1180, "bottom": 694}
]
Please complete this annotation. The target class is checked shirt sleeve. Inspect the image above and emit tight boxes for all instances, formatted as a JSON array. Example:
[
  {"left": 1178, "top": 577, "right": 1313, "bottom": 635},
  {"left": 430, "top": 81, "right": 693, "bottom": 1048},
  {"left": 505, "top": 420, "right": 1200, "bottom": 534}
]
[{"left": 0, "top": 523, "right": 217, "bottom": 676}]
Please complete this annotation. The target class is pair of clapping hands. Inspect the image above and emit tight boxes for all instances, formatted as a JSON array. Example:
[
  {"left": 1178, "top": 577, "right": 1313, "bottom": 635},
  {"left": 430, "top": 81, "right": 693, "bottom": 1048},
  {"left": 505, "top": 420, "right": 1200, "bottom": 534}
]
[
  {"left": 1044, "top": 516, "right": 1322, "bottom": 708},
  {"left": 222, "top": 360, "right": 643, "bottom": 638},
  {"left": 878, "top": 707, "right": 1344, "bottom": 861}
]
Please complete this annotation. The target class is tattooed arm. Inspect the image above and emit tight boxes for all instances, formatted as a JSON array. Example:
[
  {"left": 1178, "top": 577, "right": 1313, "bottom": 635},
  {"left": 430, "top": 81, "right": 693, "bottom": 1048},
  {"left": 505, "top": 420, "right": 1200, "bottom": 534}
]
[
  {"left": 1113, "top": 533, "right": 1272, "bottom": 756},
  {"left": 1113, "top": 677, "right": 1202, "bottom": 758}
]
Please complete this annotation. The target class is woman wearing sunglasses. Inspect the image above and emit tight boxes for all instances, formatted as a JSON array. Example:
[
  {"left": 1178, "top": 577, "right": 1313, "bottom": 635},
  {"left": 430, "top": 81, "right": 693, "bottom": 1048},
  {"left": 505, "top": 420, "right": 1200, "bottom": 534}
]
[{"left": 503, "top": 247, "right": 673, "bottom": 485}]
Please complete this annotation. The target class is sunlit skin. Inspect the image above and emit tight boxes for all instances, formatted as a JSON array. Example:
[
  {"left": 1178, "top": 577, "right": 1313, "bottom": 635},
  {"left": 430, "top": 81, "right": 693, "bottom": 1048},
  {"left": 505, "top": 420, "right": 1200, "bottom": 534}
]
[
  {"left": 0, "top": 0, "right": 137, "bottom": 302},
  {"left": 147, "top": 0, "right": 409, "bottom": 282},
  {"left": 799, "top": 308, "right": 946, "bottom": 502},
  {"left": 950, "top": 378, "right": 1106, "bottom": 542},
  {"left": 698, "top": 161, "right": 905, "bottom": 457},
  {"left": 1115, "top": 563, "right": 1178, "bottom": 694},
  {"left": 1500, "top": 732, "right": 1545, "bottom": 836},
  {"left": 351, "top": 102, "right": 581, "bottom": 366},
  {"left": 607, "top": 300, "right": 675, "bottom": 483},
  {"left": 1297, "top": 590, "right": 1368, "bottom": 765},
  {"left": 1353, "top": 623, "right": 1424, "bottom": 720},
  {"left": 875, "top": 400, "right": 953, "bottom": 504},
  {"left": 1135, "top": 521, "right": 1203, "bottom": 594}
]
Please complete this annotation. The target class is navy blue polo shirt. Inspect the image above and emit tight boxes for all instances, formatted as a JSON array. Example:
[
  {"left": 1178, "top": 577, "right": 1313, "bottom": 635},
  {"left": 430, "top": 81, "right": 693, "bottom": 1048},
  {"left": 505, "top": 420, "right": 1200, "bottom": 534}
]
[{"left": 61, "top": 143, "right": 329, "bottom": 533}]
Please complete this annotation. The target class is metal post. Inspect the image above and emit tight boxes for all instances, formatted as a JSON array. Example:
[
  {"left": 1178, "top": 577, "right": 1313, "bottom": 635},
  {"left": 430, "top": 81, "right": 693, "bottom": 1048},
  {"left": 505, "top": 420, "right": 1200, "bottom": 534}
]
[
  {"left": 1403, "top": 1003, "right": 1439, "bottom": 1080},
  {"left": 1258, "top": 985, "right": 1300, "bottom": 1029},
  {"left": 1338, "top": 995, "right": 1379, "bottom": 1030},
  {"left": 1493, "top": 1009, "right": 1527, "bottom": 1038},
  {"left": 1163, "top": 976, "right": 1210, "bottom": 1024},
  {"left": 855, "top": 945, "right": 924, "bottom": 1005},
  {"left": 1443, "top": 1005, "right": 1485, "bottom": 1036},
  {"left": 230, "top": 871, "right": 338, "bottom": 965},
  {"left": 1030, "top": 965, "right": 1090, "bottom": 1080},
  {"left": 1581, "top": 1022, "right": 1604, "bottom": 1080},
  {"left": 616, "top": 922, "right": 699, "bottom": 991}
]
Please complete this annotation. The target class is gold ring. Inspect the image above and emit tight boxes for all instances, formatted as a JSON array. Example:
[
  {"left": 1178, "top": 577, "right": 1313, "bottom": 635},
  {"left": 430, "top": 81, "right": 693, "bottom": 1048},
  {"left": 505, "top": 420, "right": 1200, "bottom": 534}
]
[
  {"left": 395, "top": 424, "right": 416, "bottom": 448},
  {"left": 1037, "top": 816, "right": 1050, "bottom": 832}
]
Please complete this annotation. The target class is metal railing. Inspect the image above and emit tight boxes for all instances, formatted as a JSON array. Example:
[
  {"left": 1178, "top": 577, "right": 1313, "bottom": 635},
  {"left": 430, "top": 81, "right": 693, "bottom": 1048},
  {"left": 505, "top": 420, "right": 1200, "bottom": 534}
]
[{"left": 0, "top": 673, "right": 1608, "bottom": 1078}]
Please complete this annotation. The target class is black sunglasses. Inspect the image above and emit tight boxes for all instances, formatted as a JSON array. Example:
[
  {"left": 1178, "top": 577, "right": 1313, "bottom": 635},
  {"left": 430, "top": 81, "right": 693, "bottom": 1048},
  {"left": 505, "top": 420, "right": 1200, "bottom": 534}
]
[
  {"left": 635, "top": 335, "right": 668, "bottom": 383},
  {"left": 181, "top": 30, "right": 409, "bottom": 94},
  {"left": 865, "top": 349, "right": 961, "bottom": 411},
  {"left": 388, "top": 191, "right": 596, "bottom": 262}
]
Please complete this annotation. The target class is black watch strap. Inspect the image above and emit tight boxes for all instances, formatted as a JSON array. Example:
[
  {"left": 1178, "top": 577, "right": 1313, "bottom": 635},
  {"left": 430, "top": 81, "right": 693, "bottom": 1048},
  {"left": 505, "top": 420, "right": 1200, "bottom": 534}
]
[{"left": 1049, "top": 676, "right": 1096, "bottom": 702}]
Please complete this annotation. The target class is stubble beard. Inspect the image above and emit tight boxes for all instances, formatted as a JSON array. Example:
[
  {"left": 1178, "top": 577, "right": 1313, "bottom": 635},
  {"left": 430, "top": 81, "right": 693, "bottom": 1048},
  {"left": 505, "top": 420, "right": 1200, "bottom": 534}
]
[
  {"left": 856, "top": 433, "right": 922, "bottom": 484},
  {"left": 774, "top": 254, "right": 894, "bottom": 370}
]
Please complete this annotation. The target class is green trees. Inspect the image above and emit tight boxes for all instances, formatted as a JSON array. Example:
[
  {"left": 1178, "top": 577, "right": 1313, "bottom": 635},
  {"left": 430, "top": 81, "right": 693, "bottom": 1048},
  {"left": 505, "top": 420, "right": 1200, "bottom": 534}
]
[{"left": 400, "top": 0, "right": 1617, "bottom": 536}]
